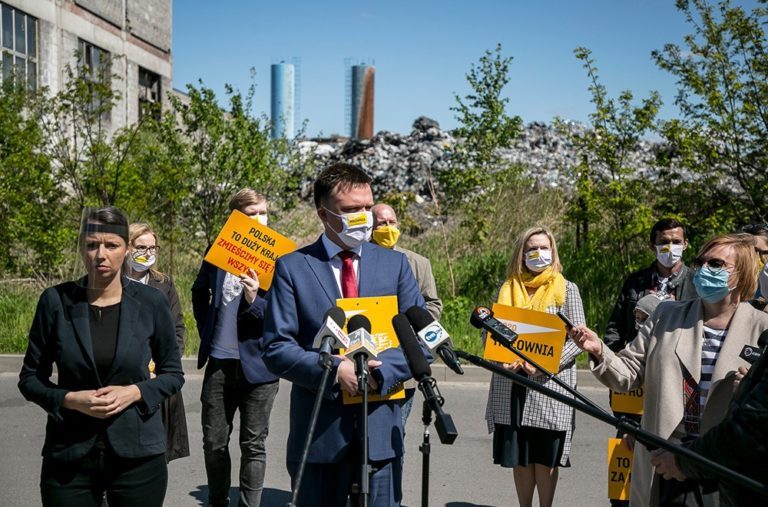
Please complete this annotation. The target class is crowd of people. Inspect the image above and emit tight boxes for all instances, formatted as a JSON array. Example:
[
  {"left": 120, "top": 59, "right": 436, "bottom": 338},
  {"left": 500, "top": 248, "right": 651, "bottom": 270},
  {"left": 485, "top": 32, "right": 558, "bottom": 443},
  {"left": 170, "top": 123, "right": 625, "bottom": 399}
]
[{"left": 16, "top": 162, "right": 768, "bottom": 506}]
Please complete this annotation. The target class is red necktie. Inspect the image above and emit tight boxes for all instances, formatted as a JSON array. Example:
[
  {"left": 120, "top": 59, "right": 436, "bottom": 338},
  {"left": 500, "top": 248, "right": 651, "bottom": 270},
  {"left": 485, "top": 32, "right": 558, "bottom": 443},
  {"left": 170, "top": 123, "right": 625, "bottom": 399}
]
[{"left": 338, "top": 250, "right": 358, "bottom": 298}]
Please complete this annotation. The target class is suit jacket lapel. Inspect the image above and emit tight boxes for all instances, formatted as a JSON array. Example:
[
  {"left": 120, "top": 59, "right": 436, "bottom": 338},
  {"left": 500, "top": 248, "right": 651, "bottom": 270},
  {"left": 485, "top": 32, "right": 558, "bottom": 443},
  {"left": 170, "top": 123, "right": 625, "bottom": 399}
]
[
  {"left": 67, "top": 283, "right": 99, "bottom": 382},
  {"left": 304, "top": 237, "right": 341, "bottom": 304},
  {"left": 674, "top": 299, "right": 703, "bottom": 382},
  {"left": 104, "top": 279, "right": 140, "bottom": 381},
  {"left": 358, "top": 242, "right": 379, "bottom": 297},
  {"left": 710, "top": 303, "right": 750, "bottom": 389}
]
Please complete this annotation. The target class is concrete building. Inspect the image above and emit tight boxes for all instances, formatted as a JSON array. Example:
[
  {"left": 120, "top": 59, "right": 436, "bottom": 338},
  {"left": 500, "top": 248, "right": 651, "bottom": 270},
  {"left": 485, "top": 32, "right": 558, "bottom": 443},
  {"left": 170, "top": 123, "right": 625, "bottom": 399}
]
[{"left": 1, "top": 0, "right": 172, "bottom": 131}]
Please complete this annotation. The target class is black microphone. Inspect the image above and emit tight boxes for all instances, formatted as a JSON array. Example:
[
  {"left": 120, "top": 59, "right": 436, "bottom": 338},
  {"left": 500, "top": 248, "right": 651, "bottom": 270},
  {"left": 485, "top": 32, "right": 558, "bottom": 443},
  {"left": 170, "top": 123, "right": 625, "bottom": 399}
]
[
  {"left": 405, "top": 306, "right": 464, "bottom": 375},
  {"left": 393, "top": 313, "right": 458, "bottom": 445},
  {"left": 312, "top": 307, "right": 348, "bottom": 368},
  {"left": 469, "top": 306, "right": 519, "bottom": 348}
]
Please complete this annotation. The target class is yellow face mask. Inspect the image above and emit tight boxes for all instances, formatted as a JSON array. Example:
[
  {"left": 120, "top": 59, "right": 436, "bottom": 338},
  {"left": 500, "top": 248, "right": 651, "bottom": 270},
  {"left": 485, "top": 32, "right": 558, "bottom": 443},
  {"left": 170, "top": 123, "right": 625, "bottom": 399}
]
[{"left": 372, "top": 225, "right": 400, "bottom": 249}]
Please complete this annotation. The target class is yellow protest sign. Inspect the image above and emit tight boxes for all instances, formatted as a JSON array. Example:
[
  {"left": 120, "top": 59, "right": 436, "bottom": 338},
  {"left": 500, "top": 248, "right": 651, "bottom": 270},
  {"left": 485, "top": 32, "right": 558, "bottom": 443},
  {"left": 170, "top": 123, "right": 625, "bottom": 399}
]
[
  {"left": 336, "top": 296, "right": 405, "bottom": 405},
  {"left": 610, "top": 387, "right": 644, "bottom": 415},
  {"left": 608, "top": 438, "right": 633, "bottom": 500},
  {"left": 482, "top": 304, "right": 566, "bottom": 374},
  {"left": 203, "top": 210, "right": 297, "bottom": 290}
]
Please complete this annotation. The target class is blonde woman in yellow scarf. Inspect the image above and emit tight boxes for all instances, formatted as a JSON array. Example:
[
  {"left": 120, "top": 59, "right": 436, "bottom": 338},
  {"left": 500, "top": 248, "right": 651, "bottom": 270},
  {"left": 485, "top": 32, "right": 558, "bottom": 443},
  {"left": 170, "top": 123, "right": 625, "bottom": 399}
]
[{"left": 484, "top": 226, "right": 586, "bottom": 507}]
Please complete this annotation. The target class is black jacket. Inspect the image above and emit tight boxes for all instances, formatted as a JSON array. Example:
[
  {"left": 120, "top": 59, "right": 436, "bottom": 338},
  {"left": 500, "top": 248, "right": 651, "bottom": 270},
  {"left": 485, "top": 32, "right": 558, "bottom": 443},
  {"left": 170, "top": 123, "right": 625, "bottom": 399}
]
[
  {"left": 603, "top": 262, "right": 697, "bottom": 352},
  {"left": 676, "top": 336, "right": 768, "bottom": 505},
  {"left": 18, "top": 277, "right": 184, "bottom": 461}
]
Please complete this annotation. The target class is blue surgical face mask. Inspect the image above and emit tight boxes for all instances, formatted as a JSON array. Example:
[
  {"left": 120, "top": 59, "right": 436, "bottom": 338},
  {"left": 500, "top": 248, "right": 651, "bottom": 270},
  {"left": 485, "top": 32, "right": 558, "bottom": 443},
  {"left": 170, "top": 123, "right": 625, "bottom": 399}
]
[{"left": 693, "top": 266, "right": 733, "bottom": 303}]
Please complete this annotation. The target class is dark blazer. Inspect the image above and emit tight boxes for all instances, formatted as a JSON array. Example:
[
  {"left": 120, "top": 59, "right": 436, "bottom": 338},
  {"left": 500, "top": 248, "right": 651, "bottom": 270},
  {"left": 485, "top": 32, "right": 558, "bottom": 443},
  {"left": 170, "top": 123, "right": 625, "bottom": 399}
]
[
  {"left": 18, "top": 277, "right": 184, "bottom": 461},
  {"left": 146, "top": 275, "right": 190, "bottom": 462},
  {"left": 604, "top": 262, "right": 697, "bottom": 352},
  {"left": 262, "top": 237, "right": 426, "bottom": 464},
  {"left": 191, "top": 260, "right": 278, "bottom": 384}
]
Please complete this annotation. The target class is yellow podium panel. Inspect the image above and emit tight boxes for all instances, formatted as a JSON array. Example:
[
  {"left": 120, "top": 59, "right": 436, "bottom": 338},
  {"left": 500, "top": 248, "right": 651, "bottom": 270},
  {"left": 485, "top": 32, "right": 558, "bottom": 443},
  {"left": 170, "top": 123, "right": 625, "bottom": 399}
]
[{"left": 336, "top": 296, "right": 405, "bottom": 405}]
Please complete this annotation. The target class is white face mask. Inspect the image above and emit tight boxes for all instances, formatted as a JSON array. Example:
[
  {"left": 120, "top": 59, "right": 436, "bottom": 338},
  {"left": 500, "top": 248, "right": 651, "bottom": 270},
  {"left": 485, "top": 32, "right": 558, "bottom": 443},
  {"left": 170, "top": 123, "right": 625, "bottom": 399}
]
[
  {"left": 324, "top": 208, "right": 373, "bottom": 249},
  {"left": 252, "top": 214, "right": 268, "bottom": 227},
  {"left": 525, "top": 248, "right": 553, "bottom": 273},
  {"left": 760, "top": 262, "right": 768, "bottom": 298},
  {"left": 655, "top": 243, "right": 685, "bottom": 268},
  {"left": 129, "top": 252, "right": 156, "bottom": 272}
]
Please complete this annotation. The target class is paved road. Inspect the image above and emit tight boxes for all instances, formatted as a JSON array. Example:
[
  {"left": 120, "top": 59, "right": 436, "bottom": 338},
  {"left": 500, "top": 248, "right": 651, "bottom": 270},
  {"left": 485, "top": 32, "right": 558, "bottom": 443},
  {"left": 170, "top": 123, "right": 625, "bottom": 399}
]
[{"left": 2, "top": 372, "right": 616, "bottom": 506}]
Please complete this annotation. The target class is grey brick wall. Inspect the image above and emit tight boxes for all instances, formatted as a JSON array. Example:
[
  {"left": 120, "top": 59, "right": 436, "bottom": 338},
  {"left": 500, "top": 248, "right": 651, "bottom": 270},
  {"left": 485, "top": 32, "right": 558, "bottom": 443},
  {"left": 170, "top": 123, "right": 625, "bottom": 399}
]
[
  {"left": 127, "top": 0, "right": 171, "bottom": 52},
  {"left": 74, "top": 0, "right": 124, "bottom": 28}
]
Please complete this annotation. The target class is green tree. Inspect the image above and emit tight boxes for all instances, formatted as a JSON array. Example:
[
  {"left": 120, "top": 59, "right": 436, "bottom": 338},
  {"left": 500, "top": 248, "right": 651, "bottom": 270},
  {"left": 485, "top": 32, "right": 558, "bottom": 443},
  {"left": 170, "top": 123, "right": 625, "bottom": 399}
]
[
  {"left": 443, "top": 43, "right": 523, "bottom": 213},
  {"left": 170, "top": 79, "right": 308, "bottom": 248},
  {"left": 559, "top": 47, "right": 661, "bottom": 268},
  {"left": 653, "top": 0, "right": 768, "bottom": 229},
  {"left": 0, "top": 75, "right": 68, "bottom": 275}
]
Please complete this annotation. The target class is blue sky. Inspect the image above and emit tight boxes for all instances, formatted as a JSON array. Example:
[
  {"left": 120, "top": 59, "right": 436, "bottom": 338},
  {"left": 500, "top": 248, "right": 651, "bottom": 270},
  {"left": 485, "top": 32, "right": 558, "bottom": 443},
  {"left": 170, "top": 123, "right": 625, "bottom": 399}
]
[{"left": 172, "top": 1, "right": 753, "bottom": 137}]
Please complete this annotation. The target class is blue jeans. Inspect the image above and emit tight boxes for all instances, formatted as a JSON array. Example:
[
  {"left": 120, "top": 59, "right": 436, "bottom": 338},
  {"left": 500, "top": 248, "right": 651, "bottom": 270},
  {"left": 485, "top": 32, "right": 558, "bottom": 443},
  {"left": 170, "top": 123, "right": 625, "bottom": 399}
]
[{"left": 201, "top": 358, "right": 279, "bottom": 507}]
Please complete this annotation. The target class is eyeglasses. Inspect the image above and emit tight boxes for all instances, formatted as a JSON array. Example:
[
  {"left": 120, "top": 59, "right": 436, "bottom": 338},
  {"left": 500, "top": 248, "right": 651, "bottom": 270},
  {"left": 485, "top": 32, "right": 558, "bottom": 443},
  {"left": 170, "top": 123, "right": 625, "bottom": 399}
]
[
  {"left": 692, "top": 257, "right": 731, "bottom": 273},
  {"left": 133, "top": 245, "right": 159, "bottom": 254}
]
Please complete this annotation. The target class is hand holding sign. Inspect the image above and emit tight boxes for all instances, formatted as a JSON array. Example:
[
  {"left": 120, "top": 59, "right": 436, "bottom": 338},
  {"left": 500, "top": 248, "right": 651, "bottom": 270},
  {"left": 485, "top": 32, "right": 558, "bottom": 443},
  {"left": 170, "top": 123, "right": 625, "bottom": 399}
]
[{"left": 240, "top": 268, "right": 260, "bottom": 304}]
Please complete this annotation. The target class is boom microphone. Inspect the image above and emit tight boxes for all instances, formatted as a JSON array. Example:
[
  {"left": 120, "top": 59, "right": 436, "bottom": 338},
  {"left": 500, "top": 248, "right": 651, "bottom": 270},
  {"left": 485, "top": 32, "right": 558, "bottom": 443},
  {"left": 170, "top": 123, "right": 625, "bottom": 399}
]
[
  {"left": 405, "top": 306, "right": 464, "bottom": 375},
  {"left": 469, "top": 306, "right": 518, "bottom": 348},
  {"left": 392, "top": 314, "right": 458, "bottom": 445}
]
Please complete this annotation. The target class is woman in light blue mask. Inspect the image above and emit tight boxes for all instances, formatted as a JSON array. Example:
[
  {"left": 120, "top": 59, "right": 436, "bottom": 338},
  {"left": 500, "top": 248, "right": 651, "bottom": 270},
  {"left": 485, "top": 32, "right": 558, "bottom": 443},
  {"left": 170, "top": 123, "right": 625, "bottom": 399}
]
[{"left": 569, "top": 234, "right": 768, "bottom": 507}]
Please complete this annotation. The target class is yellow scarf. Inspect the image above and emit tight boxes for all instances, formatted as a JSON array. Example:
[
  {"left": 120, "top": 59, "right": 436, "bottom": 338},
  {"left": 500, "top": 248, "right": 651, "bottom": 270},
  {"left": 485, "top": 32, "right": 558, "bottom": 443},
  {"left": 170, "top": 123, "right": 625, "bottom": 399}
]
[{"left": 497, "top": 267, "right": 566, "bottom": 311}]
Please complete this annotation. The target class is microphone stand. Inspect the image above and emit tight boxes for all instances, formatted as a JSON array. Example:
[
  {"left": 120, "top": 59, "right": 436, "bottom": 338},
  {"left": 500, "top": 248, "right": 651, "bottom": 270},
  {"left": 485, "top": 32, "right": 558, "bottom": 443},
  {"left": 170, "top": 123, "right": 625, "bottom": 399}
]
[
  {"left": 455, "top": 349, "right": 768, "bottom": 498},
  {"left": 354, "top": 353, "right": 371, "bottom": 507},
  {"left": 420, "top": 399, "right": 432, "bottom": 507},
  {"left": 491, "top": 335, "right": 607, "bottom": 414},
  {"left": 287, "top": 337, "right": 335, "bottom": 507}
]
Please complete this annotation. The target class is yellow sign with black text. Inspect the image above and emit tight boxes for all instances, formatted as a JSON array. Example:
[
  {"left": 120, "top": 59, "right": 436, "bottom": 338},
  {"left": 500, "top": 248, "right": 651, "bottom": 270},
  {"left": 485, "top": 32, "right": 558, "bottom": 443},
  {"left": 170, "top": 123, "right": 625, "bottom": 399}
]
[
  {"left": 203, "top": 210, "right": 297, "bottom": 290},
  {"left": 610, "top": 387, "right": 645, "bottom": 415},
  {"left": 482, "top": 304, "right": 566, "bottom": 374},
  {"left": 608, "top": 438, "right": 633, "bottom": 500},
  {"left": 336, "top": 296, "right": 405, "bottom": 405}
]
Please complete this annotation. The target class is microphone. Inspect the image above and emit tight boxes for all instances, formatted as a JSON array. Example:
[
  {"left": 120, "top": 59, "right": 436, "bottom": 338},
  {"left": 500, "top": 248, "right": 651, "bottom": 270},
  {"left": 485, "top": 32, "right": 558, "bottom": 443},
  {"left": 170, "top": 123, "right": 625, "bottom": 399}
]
[
  {"left": 393, "top": 313, "right": 458, "bottom": 444},
  {"left": 312, "top": 307, "right": 348, "bottom": 368},
  {"left": 469, "top": 306, "right": 519, "bottom": 349},
  {"left": 405, "top": 306, "right": 464, "bottom": 375},
  {"left": 344, "top": 314, "right": 379, "bottom": 361}
]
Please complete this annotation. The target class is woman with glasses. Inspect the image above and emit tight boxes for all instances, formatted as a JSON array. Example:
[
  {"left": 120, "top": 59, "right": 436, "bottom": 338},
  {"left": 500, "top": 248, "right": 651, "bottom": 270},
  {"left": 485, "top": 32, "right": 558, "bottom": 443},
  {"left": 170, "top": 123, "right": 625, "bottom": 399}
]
[
  {"left": 570, "top": 233, "right": 768, "bottom": 506},
  {"left": 126, "top": 223, "right": 190, "bottom": 463}
]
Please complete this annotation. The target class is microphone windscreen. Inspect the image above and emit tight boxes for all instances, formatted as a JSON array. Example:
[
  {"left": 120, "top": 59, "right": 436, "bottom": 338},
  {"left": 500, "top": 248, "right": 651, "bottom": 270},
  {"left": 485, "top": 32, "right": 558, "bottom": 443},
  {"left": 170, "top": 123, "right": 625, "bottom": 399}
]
[
  {"left": 758, "top": 328, "right": 768, "bottom": 348},
  {"left": 348, "top": 314, "right": 372, "bottom": 334},
  {"left": 393, "top": 313, "right": 431, "bottom": 381},
  {"left": 469, "top": 306, "right": 494, "bottom": 330},
  {"left": 405, "top": 306, "right": 434, "bottom": 332},
  {"left": 326, "top": 307, "right": 347, "bottom": 328}
]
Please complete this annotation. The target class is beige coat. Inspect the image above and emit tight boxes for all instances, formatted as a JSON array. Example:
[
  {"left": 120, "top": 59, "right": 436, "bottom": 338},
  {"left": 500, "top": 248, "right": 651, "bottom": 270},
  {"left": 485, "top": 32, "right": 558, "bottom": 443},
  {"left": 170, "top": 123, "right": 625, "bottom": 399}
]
[{"left": 591, "top": 299, "right": 768, "bottom": 507}]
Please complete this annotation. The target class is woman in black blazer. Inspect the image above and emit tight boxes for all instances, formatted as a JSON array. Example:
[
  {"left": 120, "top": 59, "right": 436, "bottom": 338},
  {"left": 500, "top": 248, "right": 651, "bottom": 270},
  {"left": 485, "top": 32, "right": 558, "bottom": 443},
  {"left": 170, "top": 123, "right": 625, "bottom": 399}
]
[
  {"left": 18, "top": 207, "right": 184, "bottom": 507},
  {"left": 125, "top": 222, "right": 190, "bottom": 462}
]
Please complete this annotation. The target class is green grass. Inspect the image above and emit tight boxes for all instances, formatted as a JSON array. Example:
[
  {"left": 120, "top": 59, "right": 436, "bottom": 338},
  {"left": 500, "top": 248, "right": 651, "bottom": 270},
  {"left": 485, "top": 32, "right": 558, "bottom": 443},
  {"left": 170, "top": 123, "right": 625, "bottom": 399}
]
[{"left": 0, "top": 282, "right": 40, "bottom": 353}]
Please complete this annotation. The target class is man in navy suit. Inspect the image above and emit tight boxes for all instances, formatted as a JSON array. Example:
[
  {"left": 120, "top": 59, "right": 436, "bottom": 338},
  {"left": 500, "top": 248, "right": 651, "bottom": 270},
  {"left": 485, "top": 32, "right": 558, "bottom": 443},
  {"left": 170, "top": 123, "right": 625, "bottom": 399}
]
[
  {"left": 192, "top": 189, "right": 279, "bottom": 507},
  {"left": 263, "top": 163, "right": 425, "bottom": 506}
]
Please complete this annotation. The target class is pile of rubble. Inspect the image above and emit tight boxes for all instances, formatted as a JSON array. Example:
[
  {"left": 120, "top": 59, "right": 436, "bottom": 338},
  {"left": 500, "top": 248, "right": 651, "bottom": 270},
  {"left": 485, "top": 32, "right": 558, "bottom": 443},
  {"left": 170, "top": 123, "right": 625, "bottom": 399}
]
[{"left": 297, "top": 116, "right": 664, "bottom": 199}]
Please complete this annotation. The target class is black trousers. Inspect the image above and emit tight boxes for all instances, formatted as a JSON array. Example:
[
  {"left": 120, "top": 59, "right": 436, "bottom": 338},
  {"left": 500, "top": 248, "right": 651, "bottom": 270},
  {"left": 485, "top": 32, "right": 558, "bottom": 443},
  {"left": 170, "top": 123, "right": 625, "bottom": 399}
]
[{"left": 40, "top": 445, "right": 167, "bottom": 507}]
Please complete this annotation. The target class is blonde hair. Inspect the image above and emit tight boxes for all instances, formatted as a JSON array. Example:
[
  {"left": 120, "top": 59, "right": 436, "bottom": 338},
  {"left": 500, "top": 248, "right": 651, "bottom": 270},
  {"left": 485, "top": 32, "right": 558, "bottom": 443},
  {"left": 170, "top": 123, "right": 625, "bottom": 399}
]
[
  {"left": 228, "top": 188, "right": 267, "bottom": 212},
  {"left": 128, "top": 222, "right": 167, "bottom": 282},
  {"left": 506, "top": 226, "right": 563, "bottom": 278},
  {"left": 697, "top": 233, "right": 758, "bottom": 301}
]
